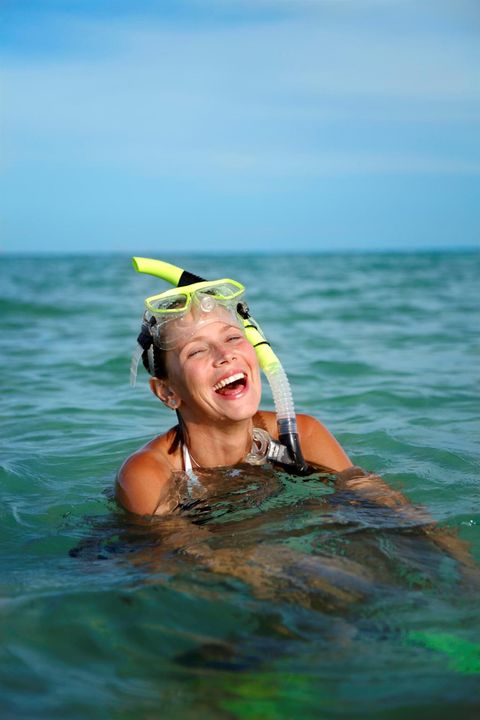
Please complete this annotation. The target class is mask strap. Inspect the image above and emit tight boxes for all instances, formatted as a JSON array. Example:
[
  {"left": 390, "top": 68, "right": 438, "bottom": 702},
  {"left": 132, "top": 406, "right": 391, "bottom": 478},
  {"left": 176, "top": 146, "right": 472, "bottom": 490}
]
[{"left": 130, "top": 343, "right": 144, "bottom": 387}]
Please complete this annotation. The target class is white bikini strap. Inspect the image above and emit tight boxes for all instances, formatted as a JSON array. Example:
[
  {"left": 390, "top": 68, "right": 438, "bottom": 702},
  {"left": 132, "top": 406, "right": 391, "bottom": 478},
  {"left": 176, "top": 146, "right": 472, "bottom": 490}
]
[{"left": 182, "top": 442, "right": 193, "bottom": 473}]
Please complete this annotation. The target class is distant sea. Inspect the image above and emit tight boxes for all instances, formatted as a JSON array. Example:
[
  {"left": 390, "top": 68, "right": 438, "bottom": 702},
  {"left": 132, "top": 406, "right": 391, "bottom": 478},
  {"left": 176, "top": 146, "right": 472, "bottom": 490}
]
[{"left": 1, "top": 251, "right": 479, "bottom": 719}]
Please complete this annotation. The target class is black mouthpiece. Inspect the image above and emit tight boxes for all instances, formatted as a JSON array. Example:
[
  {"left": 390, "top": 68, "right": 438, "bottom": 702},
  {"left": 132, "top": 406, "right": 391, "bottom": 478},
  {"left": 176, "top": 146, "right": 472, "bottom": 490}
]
[{"left": 278, "top": 432, "right": 316, "bottom": 477}]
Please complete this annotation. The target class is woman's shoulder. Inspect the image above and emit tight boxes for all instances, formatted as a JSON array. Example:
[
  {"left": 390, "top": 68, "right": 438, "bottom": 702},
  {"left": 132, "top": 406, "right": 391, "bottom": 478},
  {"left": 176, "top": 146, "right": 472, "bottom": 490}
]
[
  {"left": 255, "top": 409, "right": 352, "bottom": 472},
  {"left": 295, "top": 413, "right": 352, "bottom": 471},
  {"left": 115, "top": 427, "right": 182, "bottom": 515}
]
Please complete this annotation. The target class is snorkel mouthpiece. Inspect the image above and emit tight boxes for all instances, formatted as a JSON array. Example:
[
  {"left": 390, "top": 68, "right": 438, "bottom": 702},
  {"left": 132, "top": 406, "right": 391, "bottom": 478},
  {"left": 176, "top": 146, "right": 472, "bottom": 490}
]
[{"left": 131, "top": 256, "right": 313, "bottom": 476}]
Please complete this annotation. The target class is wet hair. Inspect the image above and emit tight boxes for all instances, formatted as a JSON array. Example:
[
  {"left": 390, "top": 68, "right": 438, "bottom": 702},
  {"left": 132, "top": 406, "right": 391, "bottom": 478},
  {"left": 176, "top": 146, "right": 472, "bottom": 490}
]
[
  {"left": 136, "top": 311, "right": 170, "bottom": 380},
  {"left": 140, "top": 332, "right": 183, "bottom": 453}
]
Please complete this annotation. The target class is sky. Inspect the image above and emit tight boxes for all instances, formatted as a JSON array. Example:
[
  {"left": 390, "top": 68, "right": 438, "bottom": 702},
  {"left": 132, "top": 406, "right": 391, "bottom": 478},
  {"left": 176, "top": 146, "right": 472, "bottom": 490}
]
[{"left": 1, "top": 0, "right": 479, "bottom": 254}]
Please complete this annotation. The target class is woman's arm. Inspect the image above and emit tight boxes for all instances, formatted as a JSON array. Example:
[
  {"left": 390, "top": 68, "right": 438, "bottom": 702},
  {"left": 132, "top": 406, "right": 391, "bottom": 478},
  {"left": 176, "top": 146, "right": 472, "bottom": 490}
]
[
  {"left": 334, "top": 466, "right": 479, "bottom": 579},
  {"left": 296, "top": 415, "right": 477, "bottom": 577}
]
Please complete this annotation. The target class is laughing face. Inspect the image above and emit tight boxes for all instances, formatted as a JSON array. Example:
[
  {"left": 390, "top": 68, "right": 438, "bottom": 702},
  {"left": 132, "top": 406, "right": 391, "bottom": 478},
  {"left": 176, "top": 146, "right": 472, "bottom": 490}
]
[{"left": 159, "top": 306, "right": 262, "bottom": 424}]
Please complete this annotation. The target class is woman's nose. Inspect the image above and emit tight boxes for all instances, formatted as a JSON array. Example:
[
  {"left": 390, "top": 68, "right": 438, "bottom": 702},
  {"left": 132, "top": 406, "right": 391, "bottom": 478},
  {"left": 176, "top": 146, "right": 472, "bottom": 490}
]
[{"left": 212, "top": 343, "right": 235, "bottom": 365}]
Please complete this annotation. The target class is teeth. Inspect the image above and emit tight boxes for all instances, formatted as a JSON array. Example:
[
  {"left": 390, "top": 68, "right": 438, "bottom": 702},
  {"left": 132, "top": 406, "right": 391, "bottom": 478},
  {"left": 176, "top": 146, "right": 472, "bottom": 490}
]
[{"left": 213, "top": 372, "right": 245, "bottom": 392}]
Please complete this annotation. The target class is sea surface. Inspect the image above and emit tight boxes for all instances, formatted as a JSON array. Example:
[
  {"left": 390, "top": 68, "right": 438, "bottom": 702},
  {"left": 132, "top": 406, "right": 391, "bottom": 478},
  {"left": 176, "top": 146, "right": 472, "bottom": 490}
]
[{"left": 1, "top": 251, "right": 479, "bottom": 719}]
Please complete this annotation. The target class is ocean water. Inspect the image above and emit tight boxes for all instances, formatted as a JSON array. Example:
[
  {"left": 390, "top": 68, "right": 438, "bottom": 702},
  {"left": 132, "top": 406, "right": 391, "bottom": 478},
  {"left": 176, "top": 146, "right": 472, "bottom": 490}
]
[{"left": 1, "top": 251, "right": 479, "bottom": 719}]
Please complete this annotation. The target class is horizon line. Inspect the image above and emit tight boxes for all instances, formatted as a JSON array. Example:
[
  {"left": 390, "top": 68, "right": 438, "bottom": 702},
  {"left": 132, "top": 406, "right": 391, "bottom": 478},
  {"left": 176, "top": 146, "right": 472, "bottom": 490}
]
[{"left": 1, "top": 245, "right": 479, "bottom": 259}]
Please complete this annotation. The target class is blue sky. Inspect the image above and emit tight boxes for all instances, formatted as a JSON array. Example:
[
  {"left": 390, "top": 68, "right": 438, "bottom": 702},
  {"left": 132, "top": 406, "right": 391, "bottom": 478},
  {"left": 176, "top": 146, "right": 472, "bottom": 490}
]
[{"left": 1, "top": 0, "right": 479, "bottom": 254}]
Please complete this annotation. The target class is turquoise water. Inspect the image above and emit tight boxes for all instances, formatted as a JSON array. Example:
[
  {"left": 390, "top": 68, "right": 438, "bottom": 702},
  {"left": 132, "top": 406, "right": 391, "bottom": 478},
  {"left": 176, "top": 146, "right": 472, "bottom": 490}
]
[{"left": 1, "top": 251, "right": 479, "bottom": 719}]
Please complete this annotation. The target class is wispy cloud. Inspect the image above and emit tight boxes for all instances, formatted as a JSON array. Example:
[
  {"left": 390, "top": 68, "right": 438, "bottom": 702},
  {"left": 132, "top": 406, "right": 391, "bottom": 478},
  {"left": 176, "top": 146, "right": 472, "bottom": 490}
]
[{"left": 3, "top": 18, "right": 478, "bottom": 179}]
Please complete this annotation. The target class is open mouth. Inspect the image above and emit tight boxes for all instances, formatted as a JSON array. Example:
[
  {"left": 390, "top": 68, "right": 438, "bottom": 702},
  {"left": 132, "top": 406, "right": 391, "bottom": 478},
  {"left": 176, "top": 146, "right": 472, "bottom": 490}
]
[{"left": 213, "top": 372, "right": 247, "bottom": 396}]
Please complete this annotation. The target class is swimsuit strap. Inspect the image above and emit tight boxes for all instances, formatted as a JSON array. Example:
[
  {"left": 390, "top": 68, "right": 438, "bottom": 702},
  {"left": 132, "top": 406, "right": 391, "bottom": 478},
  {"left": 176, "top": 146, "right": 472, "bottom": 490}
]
[
  {"left": 181, "top": 441, "right": 203, "bottom": 496},
  {"left": 182, "top": 441, "right": 193, "bottom": 472}
]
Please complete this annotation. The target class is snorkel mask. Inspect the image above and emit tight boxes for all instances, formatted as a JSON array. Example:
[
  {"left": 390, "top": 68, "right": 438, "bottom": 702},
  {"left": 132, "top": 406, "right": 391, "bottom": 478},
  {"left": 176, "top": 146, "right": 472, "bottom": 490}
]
[
  {"left": 130, "top": 256, "right": 312, "bottom": 476},
  {"left": 144, "top": 278, "right": 245, "bottom": 349}
]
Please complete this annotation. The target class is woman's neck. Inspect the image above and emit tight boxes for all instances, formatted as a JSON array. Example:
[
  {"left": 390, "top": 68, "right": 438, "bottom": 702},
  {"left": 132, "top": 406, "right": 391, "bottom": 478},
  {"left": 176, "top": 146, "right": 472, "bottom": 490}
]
[{"left": 180, "top": 418, "right": 255, "bottom": 468}]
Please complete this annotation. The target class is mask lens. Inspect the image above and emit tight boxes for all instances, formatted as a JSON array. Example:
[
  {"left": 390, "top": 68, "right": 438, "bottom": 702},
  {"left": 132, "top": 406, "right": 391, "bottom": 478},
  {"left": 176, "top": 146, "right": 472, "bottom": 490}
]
[
  {"left": 209, "top": 281, "right": 244, "bottom": 301},
  {"left": 146, "top": 291, "right": 189, "bottom": 315}
]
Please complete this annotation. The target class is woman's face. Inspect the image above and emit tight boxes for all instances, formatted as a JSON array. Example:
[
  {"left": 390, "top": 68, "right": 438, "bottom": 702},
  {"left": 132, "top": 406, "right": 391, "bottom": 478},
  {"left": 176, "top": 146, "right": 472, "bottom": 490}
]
[{"left": 163, "top": 308, "right": 262, "bottom": 425}]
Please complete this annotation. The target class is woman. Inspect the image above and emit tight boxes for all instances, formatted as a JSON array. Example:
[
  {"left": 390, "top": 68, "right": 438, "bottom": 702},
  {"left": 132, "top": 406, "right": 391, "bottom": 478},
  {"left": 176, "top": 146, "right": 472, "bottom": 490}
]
[{"left": 116, "top": 266, "right": 352, "bottom": 516}]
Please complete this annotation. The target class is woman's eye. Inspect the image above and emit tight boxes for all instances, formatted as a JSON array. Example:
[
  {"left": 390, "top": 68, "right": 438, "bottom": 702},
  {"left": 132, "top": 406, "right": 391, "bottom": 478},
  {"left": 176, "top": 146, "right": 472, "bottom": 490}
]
[
  {"left": 226, "top": 335, "right": 242, "bottom": 343},
  {"left": 187, "top": 347, "right": 206, "bottom": 358}
]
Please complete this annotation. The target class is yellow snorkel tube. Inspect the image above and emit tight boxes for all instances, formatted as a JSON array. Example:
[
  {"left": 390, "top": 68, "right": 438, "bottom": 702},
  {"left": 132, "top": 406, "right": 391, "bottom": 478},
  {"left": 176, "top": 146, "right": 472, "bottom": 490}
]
[{"left": 132, "top": 256, "right": 312, "bottom": 476}]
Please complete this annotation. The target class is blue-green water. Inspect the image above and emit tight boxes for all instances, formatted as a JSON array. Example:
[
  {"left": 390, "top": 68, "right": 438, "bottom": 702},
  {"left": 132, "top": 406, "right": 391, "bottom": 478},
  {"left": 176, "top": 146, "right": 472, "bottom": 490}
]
[{"left": 1, "top": 251, "right": 479, "bottom": 719}]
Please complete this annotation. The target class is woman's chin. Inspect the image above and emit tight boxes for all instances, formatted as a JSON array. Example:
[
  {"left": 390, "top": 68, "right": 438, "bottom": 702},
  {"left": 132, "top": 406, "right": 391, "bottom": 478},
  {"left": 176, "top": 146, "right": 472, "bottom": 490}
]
[{"left": 213, "top": 392, "right": 260, "bottom": 422}]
